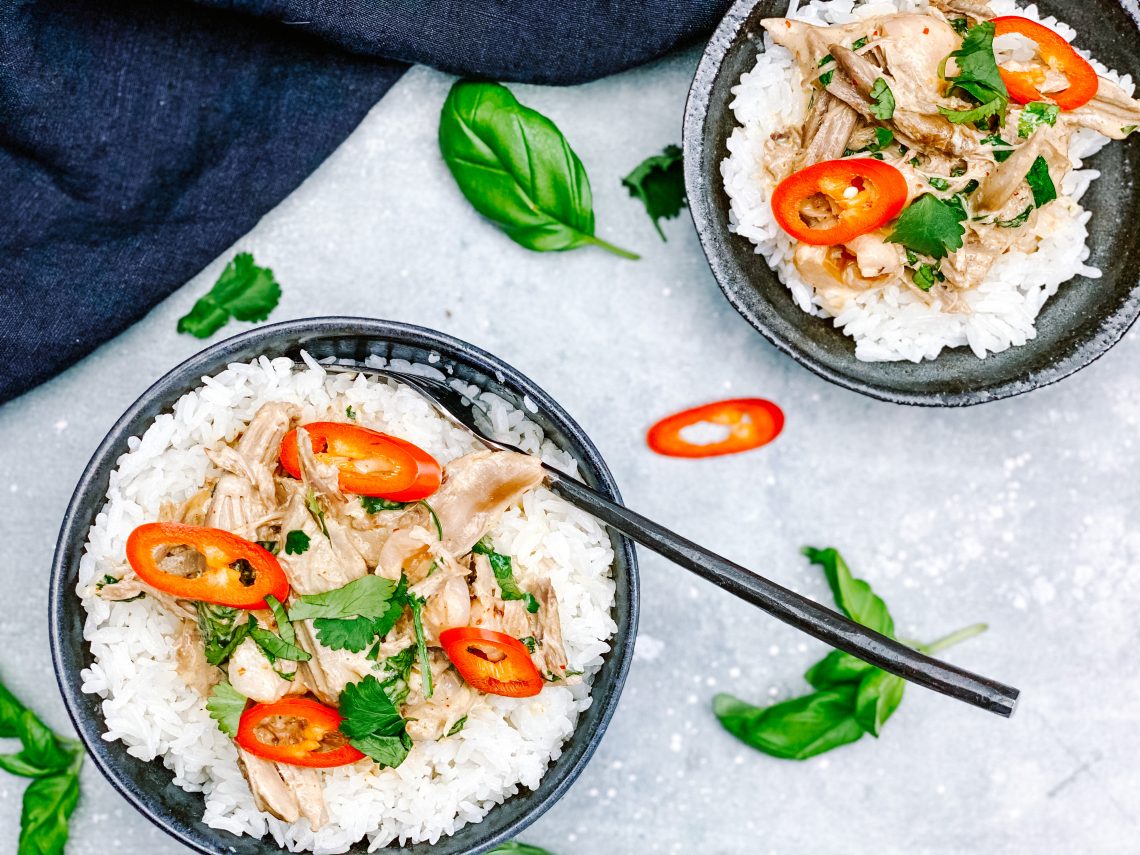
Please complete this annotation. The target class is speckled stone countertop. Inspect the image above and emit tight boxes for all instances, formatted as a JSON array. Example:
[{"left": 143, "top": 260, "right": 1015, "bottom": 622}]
[{"left": 3, "top": 50, "right": 1139, "bottom": 854}]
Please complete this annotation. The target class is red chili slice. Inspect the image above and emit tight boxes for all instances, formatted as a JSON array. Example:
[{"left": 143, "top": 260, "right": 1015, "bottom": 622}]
[
  {"left": 234, "top": 698, "right": 364, "bottom": 768},
  {"left": 279, "top": 422, "right": 441, "bottom": 501},
  {"left": 992, "top": 17, "right": 1098, "bottom": 111},
  {"left": 440, "top": 627, "right": 545, "bottom": 698},
  {"left": 771, "top": 159, "right": 908, "bottom": 246},
  {"left": 125, "top": 522, "right": 289, "bottom": 609},
  {"left": 647, "top": 399, "right": 784, "bottom": 458}
]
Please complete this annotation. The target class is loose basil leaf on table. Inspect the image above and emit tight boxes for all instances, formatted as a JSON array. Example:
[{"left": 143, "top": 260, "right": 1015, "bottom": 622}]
[
  {"left": 714, "top": 687, "right": 865, "bottom": 760},
  {"left": 439, "top": 79, "right": 638, "bottom": 259}
]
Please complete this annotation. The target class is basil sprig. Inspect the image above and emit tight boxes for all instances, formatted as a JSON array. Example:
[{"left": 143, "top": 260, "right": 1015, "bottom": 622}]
[
  {"left": 439, "top": 80, "right": 637, "bottom": 259},
  {"left": 714, "top": 547, "right": 988, "bottom": 759},
  {"left": 0, "top": 676, "right": 85, "bottom": 855}
]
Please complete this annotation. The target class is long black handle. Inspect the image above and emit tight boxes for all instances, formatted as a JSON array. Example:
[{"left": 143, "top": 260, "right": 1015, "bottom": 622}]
[{"left": 546, "top": 467, "right": 1019, "bottom": 717}]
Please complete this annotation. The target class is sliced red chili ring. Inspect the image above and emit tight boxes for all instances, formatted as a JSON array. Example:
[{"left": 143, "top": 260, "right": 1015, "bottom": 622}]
[
  {"left": 771, "top": 159, "right": 908, "bottom": 246},
  {"left": 279, "top": 422, "right": 441, "bottom": 501},
  {"left": 992, "top": 17, "right": 1098, "bottom": 111},
  {"left": 647, "top": 399, "right": 784, "bottom": 458},
  {"left": 234, "top": 698, "right": 364, "bottom": 768},
  {"left": 440, "top": 627, "right": 544, "bottom": 698},
  {"left": 125, "top": 522, "right": 289, "bottom": 609}
]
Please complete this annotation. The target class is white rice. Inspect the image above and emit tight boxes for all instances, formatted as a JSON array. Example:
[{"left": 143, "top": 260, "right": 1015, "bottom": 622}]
[
  {"left": 721, "top": 0, "right": 1134, "bottom": 361},
  {"left": 76, "top": 353, "right": 618, "bottom": 853}
]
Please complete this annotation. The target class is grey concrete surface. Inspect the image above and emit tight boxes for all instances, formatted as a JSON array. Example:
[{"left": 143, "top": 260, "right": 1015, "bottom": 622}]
[{"left": 3, "top": 48, "right": 1139, "bottom": 854}]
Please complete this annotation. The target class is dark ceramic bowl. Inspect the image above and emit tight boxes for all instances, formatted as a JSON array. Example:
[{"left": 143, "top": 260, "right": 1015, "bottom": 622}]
[
  {"left": 683, "top": 0, "right": 1140, "bottom": 406},
  {"left": 49, "top": 317, "right": 639, "bottom": 854}
]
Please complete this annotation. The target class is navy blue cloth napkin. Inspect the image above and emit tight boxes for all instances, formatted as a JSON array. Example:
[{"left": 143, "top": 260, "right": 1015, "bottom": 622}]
[{"left": 0, "top": 0, "right": 727, "bottom": 405}]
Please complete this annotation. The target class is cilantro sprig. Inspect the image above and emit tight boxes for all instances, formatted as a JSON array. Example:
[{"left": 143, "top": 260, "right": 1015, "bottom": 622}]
[
  {"left": 621, "top": 145, "right": 686, "bottom": 241},
  {"left": 938, "top": 22, "right": 1008, "bottom": 125},
  {"left": 887, "top": 194, "right": 966, "bottom": 260},
  {"left": 176, "top": 253, "right": 281, "bottom": 339},
  {"left": 339, "top": 676, "right": 413, "bottom": 768}
]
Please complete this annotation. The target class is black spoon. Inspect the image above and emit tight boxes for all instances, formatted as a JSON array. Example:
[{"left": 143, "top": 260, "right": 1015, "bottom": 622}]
[{"left": 329, "top": 364, "right": 1020, "bottom": 717}]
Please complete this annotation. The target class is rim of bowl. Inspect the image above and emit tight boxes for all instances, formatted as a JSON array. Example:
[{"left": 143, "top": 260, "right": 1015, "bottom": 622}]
[
  {"left": 49, "top": 316, "right": 639, "bottom": 855},
  {"left": 682, "top": 0, "right": 1140, "bottom": 407}
]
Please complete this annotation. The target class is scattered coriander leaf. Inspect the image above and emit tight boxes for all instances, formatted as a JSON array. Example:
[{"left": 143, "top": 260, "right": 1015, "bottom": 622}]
[
  {"left": 1018, "top": 102, "right": 1059, "bottom": 138},
  {"left": 284, "top": 530, "right": 311, "bottom": 555},
  {"left": 446, "top": 716, "right": 468, "bottom": 737},
  {"left": 345, "top": 406, "right": 357, "bottom": 421},
  {"left": 818, "top": 54, "right": 835, "bottom": 87},
  {"left": 912, "top": 263, "right": 944, "bottom": 291},
  {"left": 886, "top": 194, "right": 966, "bottom": 260},
  {"left": 802, "top": 547, "right": 895, "bottom": 637},
  {"left": 314, "top": 616, "right": 387, "bottom": 653},
  {"left": 1026, "top": 155, "right": 1056, "bottom": 208},
  {"left": 339, "top": 676, "right": 406, "bottom": 740},
  {"left": 289, "top": 576, "right": 398, "bottom": 622},
  {"left": 519, "top": 636, "right": 538, "bottom": 653},
  {"left": 438, "top": 80, "right": 638, "bottom": 259},
  {"left": 851, "top": 34, "right": 869, "bottom": 50},
  {"left": 713, "top": 688, "right": 865, "bottom": 760},
  {"left": 361, "top": 496, "right": 408, "bottom": 513},
  {"left": 176, "top": 253, "right": 281, "bottom": 339},
  {"left": 939, "top": 22, "right": 1007, "bottom": 115},
  {"left": 939, "top": 96, "right": 1004, "bottom": 125},
  {"left": 996, "top": 206, "right": 1033, "bottom": 228},
  {"left": 621, "top": 144, "right": 686, "bottom": 241},
  {"left": 473, "top": 539, "right": 540, "bottom": 613},
  {"left": 256, "top": 539, "right": 279, "bottom": 555},
  {"left": 928, "top": 177, "right": 950, "bottom": 191},
  {"left": 980, "top": 134, "right": 1014, "bottom": 162},
  {"left": 869, "top": 78, "right": 895, "bottom": 120},
  {"left": 206, "top": 683, "right": 247, "bottom": 739}
]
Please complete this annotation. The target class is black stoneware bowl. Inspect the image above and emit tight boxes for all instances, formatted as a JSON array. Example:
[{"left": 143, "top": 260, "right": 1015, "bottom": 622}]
[
  {"left": 49, "top": 317, "right": 639, "bottom": 855},
  {"left": 684, "top": 0, "right": 1140, "bottom": 406}
]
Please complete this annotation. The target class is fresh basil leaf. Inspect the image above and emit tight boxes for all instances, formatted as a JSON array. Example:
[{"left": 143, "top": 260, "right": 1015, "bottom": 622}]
[
  {"left": 886, "top": 194, "right": 966, "bottom": 260},
  {"left": 851, "top": 35, "right": 869, "bottom": 50},
  {"left": 196, "top": 602, "right": 251, "bottom": 667},
  {"left": 473, "top": 539, "right": 540, "bottom": 613},
  {"left": 349, "top": 731, "right": 412, "bottom": 769},
  {"left": 263, "top": 595, "right": 294, "bottom": 646},
  {"left": 361, "top": 496, "right": 408, "bottom": 513},
  {"left": 1026, "top": 155, "right": 1056, "bottom": 208},
  {"left": 869, "top": 78, "right": 895, "bottom": 120},
  {"left": 621, "top": 144, "right": 685, "bottom": 241},
  {"left": 1018, "top": 102, "right": 1059, "bottom": 138},
  {"left": 0, "top": 753, "right": 61, "bottom": 779},
  {"left": 18, "top": 769, "right": 81, "bottom": 855},
  {"left": 803, "top": 547, "right": 895, "bottom": 637},
  {"left": 519, "top": 636, "right": 538, "bottom": 653},
  {"left": 439, "top": 80, "right": 637, "bottom": 260},
  {"left": 0, "top": 681, "right": 27, "bottom": 738},
  {"left": 713, "top": 688, "right": 864, "bottom": 760},
  {"left": 288, "top": 576, "right": 397, "bottom": 622},
  {"left": 176, "top": 253, "right": 281, "bottom": 339},
  {"left": 16, "top": 713, "right": 75, "bottom": 776},
  {"left": 854, "top": 669, "right": 906, "bottom": 737},
  {"left": 206, "top": 683, "right": 247, "bottom": 739},
  {"left": 489, "top": 843, "right": 555, "bottom": 855},
  {"left": 939, "top": 96, "right": 1004, "bottom": 125},
  {"left": 804, "top": 650, "right": 875, "bottom": 690},
  {"left": 284, "top": 530, "right": 310, "bottom": 555},
  {"left": 249, "top": 624, "right": 311, "bottom": 663},
  {"left": 339, "top": 675, "right": 407, "bottom": 740}
]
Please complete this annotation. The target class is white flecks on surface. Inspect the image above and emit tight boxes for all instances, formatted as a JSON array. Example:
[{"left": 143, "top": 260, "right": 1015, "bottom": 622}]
[{"left": 634, "top": 633, "right": 665, "bottom": 662}]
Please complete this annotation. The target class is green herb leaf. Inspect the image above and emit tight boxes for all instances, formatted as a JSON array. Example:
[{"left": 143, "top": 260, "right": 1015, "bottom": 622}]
[
  {"left": 446, "top": 716, "right": 468, "bottom": 737},
  {"left": 339, "top": 676, "right": 406, "bottom": 740},
  {"left": 314, "top": 616, "right": 388, "bottom": 653},
  {"left": 263, "top": 595, "right": 294, "bottom": 646},
  {"left": 928, "top": 177, "right": 950, "bottom": 191},
  {"left": 950, "top": 16, "right": 969, "bottom": 35},
  {"left": 361, "top": 496, "right": 408, "bottom": 513},
  {"left": 256, "top": 540, "right": 279, "bottom": 555},
  {"left": 854, "top": 670, "right": 906, "bottom": 736},
  {"left": 804, "top": 650, "right": 875, "bottom": 690},
  {"left": 472, "top": 539, "right": 540, "bottom": 613},
  {"left": 1018, "top": 102, "right": 1060, "bottom": 138},
  {"left": 284, "top": 530, "right": 310, "bottom": 555},
  {"left": 1026, "top": 155, "right": 1056, "bottom": 208},
  {"left": 713, "top": 688, "right": 864, "bottom": 760},
  {"left": 350, "top": 731, "right": 413, "bottom": 769},
  {"left": 847, "top": 127, "right": 894, "bottom": 156},
  {"left": 288, "top": 576, "right": 398, "bottom": 622},
  {"left": 802, "top": 547, "right": 895, "bottom": 636},
  {"left": 345, "top": 406, "right": 357, "bottom": 421},
  {"left": 249, "top": 623, "right": 311, "bottom": 663},
  {"left": 939, "top": 22, "right": 1007, "bottom": 118},
  {"left": 488, "top": 844, "right": 555, "bottom": 855},
  {"left": 438, "top": 80, "right": 637, "bottom": 260},
  {"left": 176, "top": 253, "right": 281, "bottom": 339},
  {"left": 939, "top": 96, "right": 1004, "bottom": 125},
  {"left": 886, "top": 194, "right": 966, "bottom": 260},
  {"left": 869, "top": 78, "right": 895, "bottom": 120},
  {"left": 912, "top": 263, "right": 944, "bottom": 291},
  {"left": 851, "top": 35, "right": 869, "bottom": 50},
  {"left": 305, "top": 490, "right": 329, "bottom": 539},
  {"left": 980, "top": 134, "right": 1014, "bottom": 162},
  {"left": 995, "top": 206, "right": 1033, "bottom": 228},
  {"left": 196, "top": 602, "right": 251, "bottom": 667},
  {"left": 621, "top": 145, "right": 685, "bottom": 241},
  {"left": 408, "top": 594, "right": 433, "bottom": 699},
  {"left": 519, "top": 636, "right": 538, "bottom": 653},
  {"left": 18, "top": 769, "right": 81, "bottom": 855},
  {"left": 420, "top": 500, "right": 443, "bottom": 539},
  {"left": 206, "top": 683, "right": 247, "bottom": 739}
]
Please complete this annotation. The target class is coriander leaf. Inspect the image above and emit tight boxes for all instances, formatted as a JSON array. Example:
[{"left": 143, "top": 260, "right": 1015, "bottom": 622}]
[
  {"left": 996, "top": 206, "right": 1033, "bottom": 228},
  {"left": 264, "top": 595, "right": 295, "bottom": 646},
  {"left": 851, "top": 35, "right": 869, "bottom": 50},
  {"left": 912, "top": 263, "right": 943, "bottom": 291},
  {"left": 1018, "top": 102, "right": 1059, "bottom": 138},
  {"left": 950, "top": 16, "right": 969, "bottom": 35},
  {"left": 314, "top": 616, "right": 386, "bottom": 653},
  {"left": 981, "top": 133, "right": 1014, "bottom": 162},
  {"left": 206, "top": 683, "right": 247, "bottom": 739},
  {"left": 854, "top": 669, "right": 906, "bottom": 736},
  {"left": 713, "top": 688, "right": 864, "bottom": 760},
  {"left": 339, "top": 675, "right": 406, "bottom": 740},
  {"left": 886, "top": 194, "right": 965, "bottom": 260},
  {"left": 408, "top": 594, "right": 433, "bottom": 699},
  {"left": 288, "top": 576, "right": 397, "bottom": 622},
  {"left": 489, "top": 844, "right": 555, "bottom": 855},
  {"left": 446, "top": 716, "right": 468, "bottom": 737},
  {"left": 350, "top": 731, "right": 412, "bottom": 769},
  {"left": 345, "top": 405, "right": 357, "bottom": 421},
  {"left": 284, "top": 530, "right": 310, "bottom": 555},
  {"left": 361, "top": 496, "right": 408, "bottom": 513},
  {"left": 519, "top": 636, "right": 537, "bottom": 653},
  {"left": 1026, "top": 155, "right": 1056, "bottom": 208},
  {"left": 249, "top": 624, "right": 311, "bottom": 663},
  {"left": 621, "top": 144, "right": 686, "bottom": 241},
  {"left": 802, "top": 547, "right": 895, "bottom": 637},
  {"left": 869, "top": 78, "right": 895, "bottom": 120},
  {"left": 196, "top": 602, "right": 251, "bottom": 667},
  {"left": 928, "top": 177, "right": 950, "bottom": 191},
  {"left": 939, "top": 96, "right": 1004, "bottom": 125},
  {"left": 940, "top": 22, "right": 1007, "bottom": 111},
  {"left": 439, "top": 80, "right": 637, "bottom": 260},
  {"left": 804, "top": 650, "right": 875, "bottom": 690},
  {"left": 18, "top": 768, "right": 81, "bottom": 855},
  {"left": 176, "top": 253, "right": 281, "bottom": 339},
  {"left": 818, "top": 54, "right": 835, "bottom": 87},
  {"left": 305, "top": 489, "right": 329, "bottom": 539},
  {"left": 847, "top": 127, "right": 894, "bottom": 156},
  {"left": 473, "top": 539, "right": 540, "bottom": 613}
]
